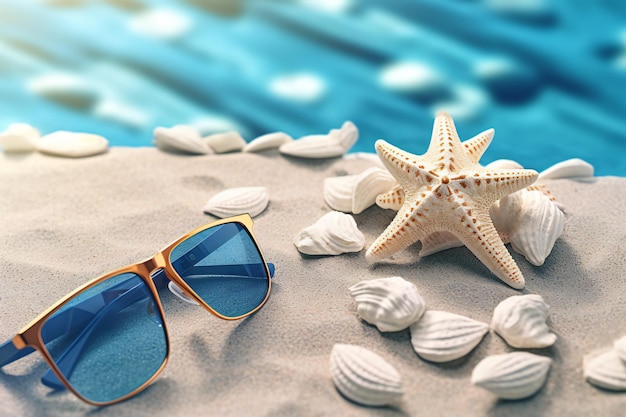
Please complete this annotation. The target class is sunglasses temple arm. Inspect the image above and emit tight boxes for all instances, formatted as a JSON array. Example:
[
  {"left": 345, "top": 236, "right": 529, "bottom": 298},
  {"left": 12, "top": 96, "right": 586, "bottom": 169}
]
[{"left": 0, "top": 339, "right": 35, "bottom": 368}]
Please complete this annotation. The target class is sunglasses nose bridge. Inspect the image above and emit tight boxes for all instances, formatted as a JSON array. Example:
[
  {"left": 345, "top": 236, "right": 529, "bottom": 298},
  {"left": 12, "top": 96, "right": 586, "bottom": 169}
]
[{"left": 141, "top": 253, "right": 168, "bottom": 276}]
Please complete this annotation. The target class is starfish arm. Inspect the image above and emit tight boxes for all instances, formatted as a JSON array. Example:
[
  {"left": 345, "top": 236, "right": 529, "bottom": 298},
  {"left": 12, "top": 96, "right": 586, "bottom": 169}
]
[
  {"left": 462, "top": 168, "right": 538, "bottom": 205},
  {"left": 376, "top": 186, "right": 405, "bottom": 210},
  {"left": 366, "top": 202, "right": 433, "bottom": 262},
  {"left": 451, "top": 207, "right": 525, "bottom": 289},
  {"left": 426, "top": 111, "right": 474, "bottom": 173},
  {"left": 375, "top": 140, "right": 435, "bottom": 190},
  {"left": 419, "top": 231, "right": 463, "bottom": 257},
  {"left": 462, "top": 128, "right": 494, "bottom": 164}
]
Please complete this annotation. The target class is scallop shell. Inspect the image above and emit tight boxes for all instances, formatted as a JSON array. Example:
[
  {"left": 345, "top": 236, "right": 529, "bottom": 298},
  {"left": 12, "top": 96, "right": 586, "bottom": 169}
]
[
  {"left": 154, "top": 125, "right": 213, "bottom": 155},
  {"left": 491, "top": 294, "right": 556, "bottom": 349},
  {"left": 583, "top": 349, "right": 626, "bottom": 391},
  {"left": 37, "top": 131, "right": 108, "bottom": 158},
  {"left": 0, "top": 123, "right": 40, "bottom": 153},
  {"left": 614, "top": 335, "right": 626, "bottom": 363},
  {"left": 409, "top": 311, "right": 489, "bottom": 363},
  {"left": 279, "top": 121, "right": 358, "bottom": 158},
  {"left": 204, "top": 131, "right": 246, "bottom": 153},
  {"left": 349, "top": 277, "right": 426, "bottom": 332},
  {"left": 472, "top": 352, "right": 552, "bottom": 400},
  {"left": 203, "top": 187, "right": 269, "bottom": 218},
  {"left": 490, "top": 188, "right": 564, "bottom": 266},
  {"left": 293, "top": 211, "right": 364, "bottom": 256},
  {"left": 330, "top": 344, "right": 404, "bottom": 406},
  {"left": 243, "top": 132, "right": 293, "bottom": 152},
  {"left": 538, "top": 158, "right": 594, "bottom": 180}
]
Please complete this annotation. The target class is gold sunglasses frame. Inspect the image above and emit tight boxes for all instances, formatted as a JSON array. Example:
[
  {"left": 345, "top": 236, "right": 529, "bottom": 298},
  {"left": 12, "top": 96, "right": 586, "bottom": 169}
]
[{"left": 7, "top": 213, "right": 272, "bottom": 406}]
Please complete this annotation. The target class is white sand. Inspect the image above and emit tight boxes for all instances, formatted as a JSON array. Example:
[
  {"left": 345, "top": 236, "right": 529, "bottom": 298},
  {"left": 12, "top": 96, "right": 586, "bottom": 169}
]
[{"left": 0, "top": 148, "right": 625, "bottom": 416}]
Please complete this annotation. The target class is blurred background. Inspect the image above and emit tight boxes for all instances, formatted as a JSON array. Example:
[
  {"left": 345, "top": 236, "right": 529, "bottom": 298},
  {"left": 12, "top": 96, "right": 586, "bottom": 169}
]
[{"left": 0, "top": 0, "right": 625, "bottom": 175}]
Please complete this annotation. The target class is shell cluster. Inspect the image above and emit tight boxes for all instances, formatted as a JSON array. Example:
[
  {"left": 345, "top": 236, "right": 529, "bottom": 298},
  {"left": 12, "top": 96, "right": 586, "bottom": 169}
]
[
  {"left": 330, "top": 344, "right": 404, "bottom": 406},
  {"left": 471, "top": 352, "right": 552, "bottom": 400},
  {"left": 293, "top": 211, "right": 364, "bottom": 256},
  {"left": 349, "top": 277, "right": 425, "bottom": 332},
  {"left": 0, "top": 124, "right": 110, "bottom": 158},
  {"left": 410, "top": 311, "right": 489, "bottom": 363},
  {"left": 583, "top": 335, "right": 626, "bottom": 391},
  {"left": 203, "top": 187, "right": 269, "bottom": 219},
  {"left": 491, "top": 294, "right": 557, "bottom": 349}
]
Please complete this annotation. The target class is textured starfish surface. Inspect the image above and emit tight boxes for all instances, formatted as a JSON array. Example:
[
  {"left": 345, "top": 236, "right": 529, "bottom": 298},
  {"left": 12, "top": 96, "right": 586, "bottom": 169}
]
[{"left": 366, "top": 112, "right": 538, "bottom": 289}]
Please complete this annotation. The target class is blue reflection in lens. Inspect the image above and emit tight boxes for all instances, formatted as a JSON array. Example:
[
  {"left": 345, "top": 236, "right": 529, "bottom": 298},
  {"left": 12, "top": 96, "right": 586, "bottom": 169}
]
[
  {"left": 40, "top": 273, "right": 167, "bottom": 404},
  {"left": 170, "top": 223, "right": 269, "bottom": 318}
]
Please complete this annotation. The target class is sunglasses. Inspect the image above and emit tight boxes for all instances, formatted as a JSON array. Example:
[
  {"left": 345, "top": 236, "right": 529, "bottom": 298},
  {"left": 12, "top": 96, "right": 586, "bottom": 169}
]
[{"left": 0, "top": 214, "right": 274, "bottom": 406}]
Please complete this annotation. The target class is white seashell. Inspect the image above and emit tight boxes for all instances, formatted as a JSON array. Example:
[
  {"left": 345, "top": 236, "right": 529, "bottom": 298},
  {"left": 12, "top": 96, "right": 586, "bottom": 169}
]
[
  {"left": 204, "top": 131, "right": 246, "bottom": 153},
  {"left": 352, "top": 168, "right": 397, "bottom": 214},
  {"left": 279, "top": 121, "right": 358, "bottom": 158},
  {"left": 490, "top": 188, "right": 564, "bottom": 266},
  {"left": 485, "top": 159, "right": 524, "bottom": 170},
  {"left": 190, "top": 116, "right": 246, "bottom": 137},
  {"left": 330, "top": 344, "right": 403, "bottom": 406},
  {"left": 323, "top": 175, "right": 356, "bottom": 213},
  {"left": 243, "top": 132, "right": 293, "bottom": 152},
  {"left": 614, "top": 335, "right": 626, "bottom": 363},
  {"left": 203, "top": 187, "right": 269, "bottom": 218},
  {"left": 154, "top": 125, "right": 213, "bottom": 155},
  {"left": 0, "top": 123, "right": 40, "bottom": 153},
  {"left": 37, "top": 131, "right": 108, "bottom": 158},
  {"left": 349, "top": 277, "right": 426, "bottom": 332},
  {"left": 471, "top": 352, "right": 552, "bottom": 400},
  {"left": 583, "top": 349, "right": 626, "bottom": 391},
  {"left": 409, "top": 311, "right": 489, "bottom": 363},
  {"left": 293, "top": 211, "right": 364, "bottom": 255},
  {"left": 27, "top": 73, "right": 99, "bottom": 110},
  {"left": 538, "top": 158, "right": 594, "bottom": 180},
  {"left": 324, "top": 168, "right": 396, "bottom": 214},
  {"left": 491, "top": 294, "right": 556, "bottom": 349}
]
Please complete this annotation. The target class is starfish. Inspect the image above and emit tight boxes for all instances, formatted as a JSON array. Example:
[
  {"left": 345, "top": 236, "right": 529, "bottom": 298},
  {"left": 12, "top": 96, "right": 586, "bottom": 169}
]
[{"left": 365, "top": 112, "right": 538, "bottom": 289}]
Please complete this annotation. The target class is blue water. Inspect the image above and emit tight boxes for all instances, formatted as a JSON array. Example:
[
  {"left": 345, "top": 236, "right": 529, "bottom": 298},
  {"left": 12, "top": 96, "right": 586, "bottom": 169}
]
[{"left": 0, "top": 0, "right": 625, "bottom": 176}]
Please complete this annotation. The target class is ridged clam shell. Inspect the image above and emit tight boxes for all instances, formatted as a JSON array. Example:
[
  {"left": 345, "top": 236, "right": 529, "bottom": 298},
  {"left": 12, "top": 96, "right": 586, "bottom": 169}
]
[
  {"left": 583, "top": 349, "right": 626, "bottom": 391},
  {"left": 538, "top": 158, "right": 594, "bottom": 180},
  {"left": 293, "top": 211, "right": 364, "bottom": 255},
  {"left": 352, "top": 168, "right": 397, "bottom": 214},
  {"left": 614, "top": 335, "right": 626, "bottom": 363},
  {"left": 471, "top": 352, "right": 552, "bottom": 400},
  {"left": 37, "top": 131, "right": 109, "bottom": 158},
  {"left": 490, "top": 188, "right": 564, "bottom": 266},
  {"left": 330, "top": 344, "right": 403, "bottom": 406},
  {"left": 0, "top": 123, "right": 40, "bottom": 153},
  {"left": 279, "top": 121, "right": 358, "bottom": 158},
  {"left": 243, "top": 132, "right": 293, "bottom": 152},
  {"left": 324, "top": 168, "right": 396, "bottom": 214},
  {"left": 203, "top": 187, "right": 269, "bottom": 218},
  {"left": 349, "top": 277, "right": 426, "bottom": 332},
  {"left": 409, "top": 311, "right": 489, "bottom": 363},
  {"left": 204, "top": 131, "right": 246, "bottom": 153},
  {"left": 491, "top": 294, "right": 556, "bottom": 349},
  {"left": 154, "top": 125, "right": 213, "bottom": 155}
]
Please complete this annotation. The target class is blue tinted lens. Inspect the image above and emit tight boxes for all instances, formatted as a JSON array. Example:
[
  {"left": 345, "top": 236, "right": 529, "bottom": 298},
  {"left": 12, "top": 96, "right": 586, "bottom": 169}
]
[
  {"left": 40, "top": 273, "right": 167, "bottom": 404},
  {"left": 169, "top": 222, "right": 269, "bottom": 318}
]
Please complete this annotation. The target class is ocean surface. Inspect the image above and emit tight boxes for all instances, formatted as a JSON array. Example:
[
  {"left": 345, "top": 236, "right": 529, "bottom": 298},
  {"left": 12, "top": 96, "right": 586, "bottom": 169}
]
[{"left": 1, "top": 0, "right": 625, "bottom": 176}]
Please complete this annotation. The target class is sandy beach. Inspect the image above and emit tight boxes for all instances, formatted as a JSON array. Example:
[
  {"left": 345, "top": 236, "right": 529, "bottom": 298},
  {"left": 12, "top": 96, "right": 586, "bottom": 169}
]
[{"left": 1, "top": 147, "right": 625, "bottom": 417}]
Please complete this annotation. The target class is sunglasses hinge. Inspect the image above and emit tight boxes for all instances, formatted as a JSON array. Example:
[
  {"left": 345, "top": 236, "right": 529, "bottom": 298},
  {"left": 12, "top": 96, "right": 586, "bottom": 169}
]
[{"left": 12, "top": 334, "right": 27, "bottom": 350}]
